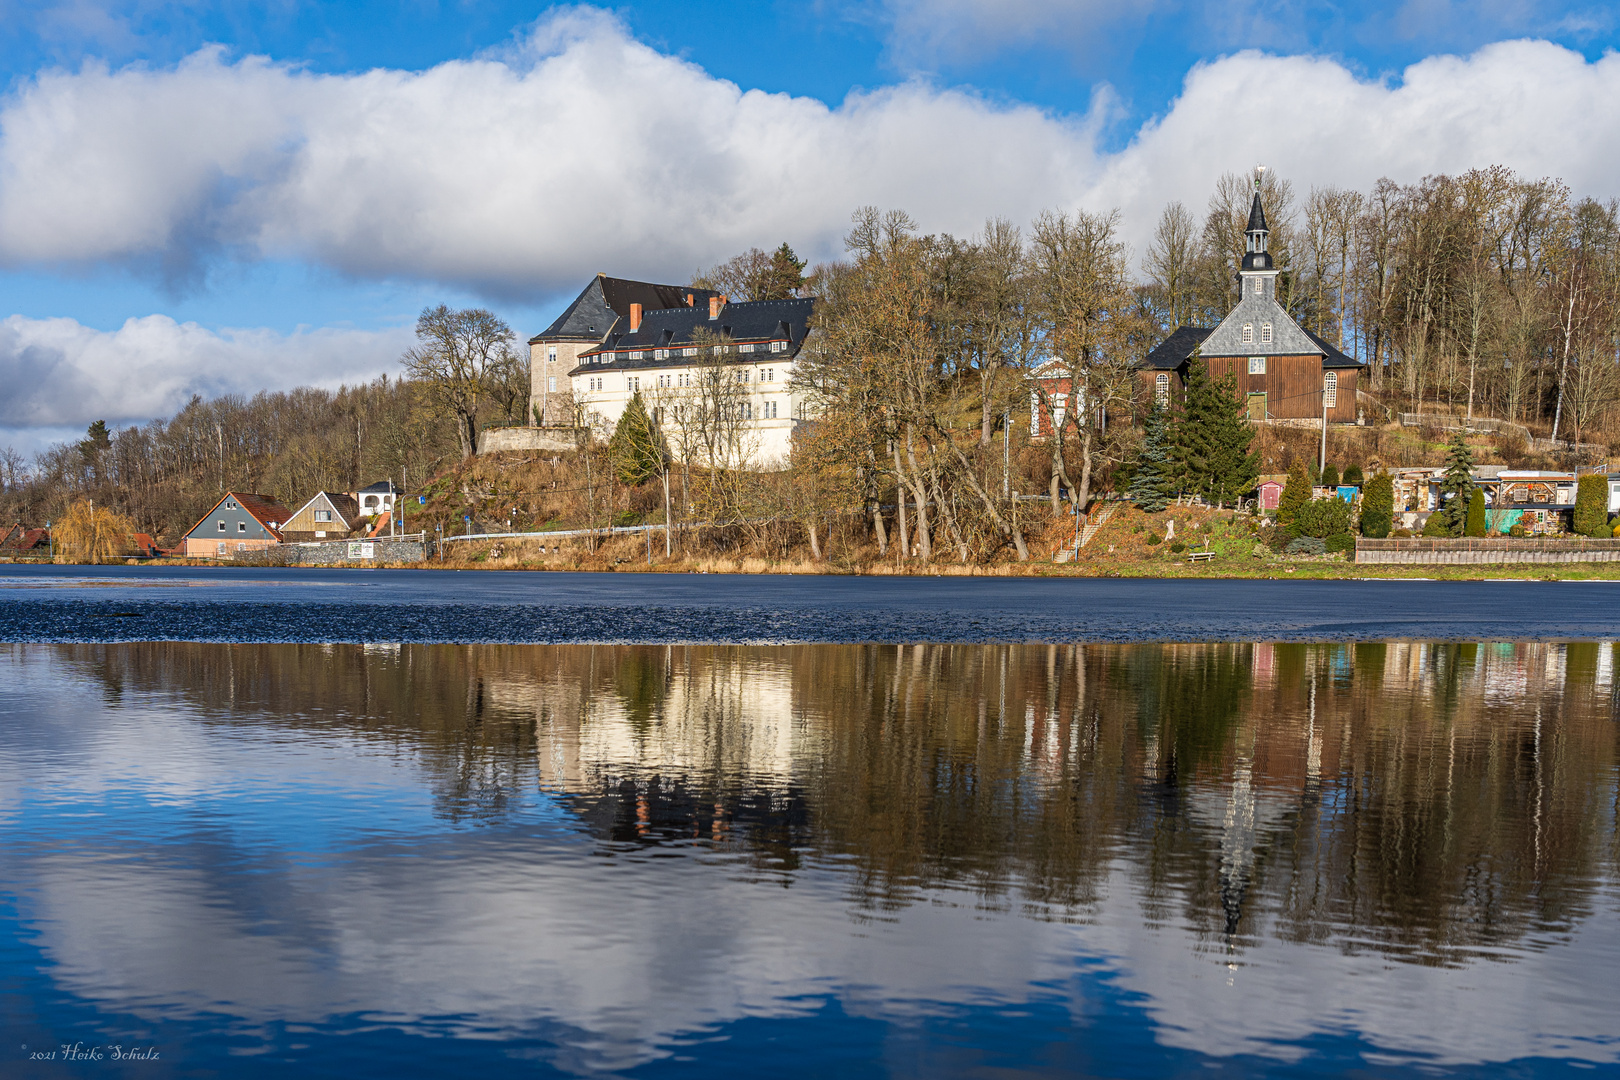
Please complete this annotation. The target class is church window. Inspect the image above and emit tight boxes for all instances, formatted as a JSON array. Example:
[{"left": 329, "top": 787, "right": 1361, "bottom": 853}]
[
  {"left": 1324, "top": 372, "right": 1338, "bottom": 408},
  {"left": 1248, "top": 357, "right": 1266, "bottom": 375},
  {"left": 1155, "top": 373, "right": 1169, "bottom": 405},
  {"left": 1241, "top": 323, "right": 1253, "bottom": 344},
  {"left": 1261, "top": 323, "right": 1272, "bottom": 343}
]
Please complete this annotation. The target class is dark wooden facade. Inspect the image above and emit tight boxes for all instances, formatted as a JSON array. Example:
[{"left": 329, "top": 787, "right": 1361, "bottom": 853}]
[{"left": 1138, "top": 356, "right": 1359, "bottom": 423}]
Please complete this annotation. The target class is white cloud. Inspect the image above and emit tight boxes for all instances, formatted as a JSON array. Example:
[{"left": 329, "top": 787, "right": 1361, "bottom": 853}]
[
  {"left": 3, "top": 10, "right": 1619, "bottom": 301},
  {"left": 0, "top": 312, "right": 411, "bottom": 430}
]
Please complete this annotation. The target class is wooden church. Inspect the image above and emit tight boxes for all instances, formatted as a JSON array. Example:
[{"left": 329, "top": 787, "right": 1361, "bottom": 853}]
[{"left": 1141, "top": 181, "right": 1363, "bottom": 423}]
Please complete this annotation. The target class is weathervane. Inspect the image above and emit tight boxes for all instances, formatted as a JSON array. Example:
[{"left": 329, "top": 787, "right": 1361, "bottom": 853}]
[{"left": 1255, "top": 164, "right": 1266, "bottom": 191}]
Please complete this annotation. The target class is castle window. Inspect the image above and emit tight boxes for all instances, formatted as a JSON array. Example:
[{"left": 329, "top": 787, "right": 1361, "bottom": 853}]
[
  {"left": 548, "top": 377, "right": 557, "bottom": 392},
  {"left": 1241, "top": 323, "right": 1253, "bottom": 344},
  {"left": 1248, "top": 357, "right": 1266, "bottom": 375},
  {"left": 1155, "top": 372, "right": 1169, "bottom": 405},
  {"left": 1261, "top": 323, "right": 1272, "bottom": 343},
  {"left": 547, "top": 347, "right": 557, "bottom": 363},
  {"left": 1324, "top": 371, "right": 1338, "bottom": 408}
]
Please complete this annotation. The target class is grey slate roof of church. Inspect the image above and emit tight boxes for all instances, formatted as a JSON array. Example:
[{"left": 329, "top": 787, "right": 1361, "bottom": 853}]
[
  {"left": 530, "top": 276, "right": 722, "bottom": 344},
  {"left": 571, "top": 297, "right": 816, "bottom": 374},
  {"left": 1143, "top": 323, "right": 1360, "bottom": 369},
  {"left": 1246, "top": 192, "right": 1268, "bottom": 233}
]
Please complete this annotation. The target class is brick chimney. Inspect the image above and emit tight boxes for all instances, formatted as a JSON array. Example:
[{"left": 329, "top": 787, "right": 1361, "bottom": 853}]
[
  {"left": 708, "top": 295, "right": 721, "bottom": 320},
  {"left": 629, "top": 303, "right": 642, "bottom": 332}
]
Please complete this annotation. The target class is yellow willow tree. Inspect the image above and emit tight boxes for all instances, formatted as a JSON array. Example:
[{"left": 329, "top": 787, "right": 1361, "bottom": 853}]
[{"left": 53, "top": 500, "right": 135, "bottom": 563}]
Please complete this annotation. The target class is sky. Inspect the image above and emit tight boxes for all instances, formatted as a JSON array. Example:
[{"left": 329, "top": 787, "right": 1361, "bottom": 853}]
[{"left": 2, "top": 0, "right": 1620, "bottom": 456}]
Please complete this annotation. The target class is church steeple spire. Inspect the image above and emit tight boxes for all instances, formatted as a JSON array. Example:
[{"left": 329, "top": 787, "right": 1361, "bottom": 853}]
[{"left": 1242, "top": 174, "right": 1272, "bottom": 272}]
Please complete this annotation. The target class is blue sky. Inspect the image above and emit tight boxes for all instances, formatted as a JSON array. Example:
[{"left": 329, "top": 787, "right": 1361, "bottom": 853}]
[{"left": 2, "top": 0, "right": 1619, "bottom": 452}]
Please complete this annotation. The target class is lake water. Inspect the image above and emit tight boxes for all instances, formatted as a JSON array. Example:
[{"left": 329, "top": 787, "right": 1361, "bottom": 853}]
[{"left": 3, "top": 632, "right": 1618, "bottom": 1077}]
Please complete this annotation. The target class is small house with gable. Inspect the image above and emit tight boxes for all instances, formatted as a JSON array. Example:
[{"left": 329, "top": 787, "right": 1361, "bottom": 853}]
[
  {"left": 281, "top": 492, "right": 362, "bottom": 541},
  {"left": 1141, "top": 181, "right": 1364, "bottom": 422},
  {"left": 181, "top": 492, "right": 291, "bottom": 558}
]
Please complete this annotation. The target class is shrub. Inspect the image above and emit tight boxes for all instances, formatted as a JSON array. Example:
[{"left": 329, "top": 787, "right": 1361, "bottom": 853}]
[
  {"left": 1343, "top": 464, "right": 1364, "bottom": 487},
  {"left": 1285, "top": 536, "right": 1327, "bottom": 556},
  {"left": 1392, "top": 528, "right": 1414, "bottom": 538},
  {"left": 1612, "top": 520, "right": 1620, "bottom": 538},
  {"left": 1509, "top": 521, "right": 1529, "bottom": 538},
  {"left": 1359, "top": 472, "right": 1394, "bottom": 538},
  {"left": 1170, "top": 541, "right": 1187, "bottom": 553},
  {"left": 1574, "top": 474, "right": 1608, "bottom": 537},
  {"left": 1465, "top": 489, "right": 1486, "bottom": 537},
  {"left": 1321, "top": 463, "right": 1340, "bottom": 489},
  {"left": 1324, "top": 532, "right": 1355, "bottom": 554},
  {"left": 1292, "top": 496, "right": 1351, "bottom": 539},
  {"left": 1422, "top": 511, "right": 1452, "bottom": 537},
  {"left": 1146, "top": 532, "right": 1163, "bottom": 545},
  {"left": 1252, "top": 542, "right": 1270, "bottom": 558},
  {"left": 1265, "top": 528, "right": 1291, "bottom": 553}
]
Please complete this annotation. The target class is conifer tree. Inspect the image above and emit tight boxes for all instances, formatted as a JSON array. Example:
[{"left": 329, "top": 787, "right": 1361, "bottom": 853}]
[
  {"left": 1465, "top": 488, "right": 1486, "bottom": 537},
  {"left": 1278, "top": 459, "right": 1310, "bottom": 528},
  {"left": 1437, "top": 433, "right": 1475, "bottom": 536},
  {"left": 1170, "top": 354, "right": 1258, "bottom": 507},
  {"left": 608, "top": 392, "right": 666, "bottom": 487},
  {"left": 1343, "top": 463, "right": 1364, "bottom": 487},
  {"left": 1130, "top": 397, "right": 1174, "bottom": 513},
  {"left": 1321, "top": 463, "right": 1339, "bottom": 490},
  {"left": 1574, "top": 474, "right": 1608, "bottom": 537},
  {"left": 1359, "top": 471, "right": 1394, "bottom": 537}
]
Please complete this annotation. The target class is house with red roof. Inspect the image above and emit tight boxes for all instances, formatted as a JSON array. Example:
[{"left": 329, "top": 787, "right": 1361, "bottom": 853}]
[{"left": 180, "top": 492, "right": 292, "bottom": 558}]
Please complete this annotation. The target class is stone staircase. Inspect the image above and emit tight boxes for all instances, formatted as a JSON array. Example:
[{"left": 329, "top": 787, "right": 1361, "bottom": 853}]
[{"left": 1054, "top": 503, "right": 1117, "bottom": 563}]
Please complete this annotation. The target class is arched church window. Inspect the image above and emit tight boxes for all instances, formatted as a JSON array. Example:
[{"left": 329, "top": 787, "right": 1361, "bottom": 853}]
[
  {"left": 1155, "top": 373, "right": 1169, "bottom": 406},
  {"left": 1324, "top": 372, "right": 1338, "bottom": 409},
  {"left": 1261, "top": 323, "right": 1272, "bottom": 343},
  {"left": 1241, "top": 323, "right": 1253, "bottom": 344}
]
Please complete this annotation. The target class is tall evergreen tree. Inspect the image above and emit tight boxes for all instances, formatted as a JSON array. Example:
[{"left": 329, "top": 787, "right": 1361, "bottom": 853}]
[
  {"left": 1465, "top": 488, "right": 1486, "bottom": 536},
  {"left": 1130, "top": 397, "right": 1174, "bottom": 512},
  {"left": 1437, "top": 433, "right": 1475, "bottom": 536},
  {"left": 1172, "top": 354, "right": 1258, "bottom": 507},
  {"left": 608, "top": 392, "right": 666, "bottom": 487},
  {"left": 1278, "top": 459, "right": 1310, "bottom": 528},
  {"left": 1574, "top": 474, "right": 1608, "bottom": 536},
  {"left": 1359, "top": 471, "right": 1394, "bottom": 537}
]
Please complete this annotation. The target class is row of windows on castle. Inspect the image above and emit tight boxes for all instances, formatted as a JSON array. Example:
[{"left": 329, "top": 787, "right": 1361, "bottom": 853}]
[
  {"left": 583, "top": 368, "right": 781, "bottom": 393},
  {"left": 1152, "top": 370, "right": 1337, "bottom": 407}
]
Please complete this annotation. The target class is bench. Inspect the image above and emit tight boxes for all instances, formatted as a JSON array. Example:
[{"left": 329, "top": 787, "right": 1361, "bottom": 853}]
[{"left": 1186, "top": 550, "right": 1217, "bottom": 563}]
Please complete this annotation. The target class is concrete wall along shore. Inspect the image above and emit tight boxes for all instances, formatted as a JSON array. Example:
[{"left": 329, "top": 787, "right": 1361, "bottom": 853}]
[{"left": 1356, "top": 538, "right": 1620, "bottom": 564}]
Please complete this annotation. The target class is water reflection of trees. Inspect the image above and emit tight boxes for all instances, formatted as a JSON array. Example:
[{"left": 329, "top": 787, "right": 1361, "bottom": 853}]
[{"left": 56, "top": 639, "right": 1620, "bottom": 963}]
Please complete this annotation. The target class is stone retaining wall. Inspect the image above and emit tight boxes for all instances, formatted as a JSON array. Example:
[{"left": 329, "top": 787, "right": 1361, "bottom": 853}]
[
  {"left": 1355, "top": 538, "right": 1620, "bottom": 564},
  {"left": 479, "top": 426, "right": 584, "bottom": 454},
  {"left": 235, "top": 538, "right": 431, "bottom": 565}
]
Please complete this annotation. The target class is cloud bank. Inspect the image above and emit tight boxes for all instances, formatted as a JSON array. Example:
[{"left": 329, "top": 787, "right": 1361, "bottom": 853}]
[
  {"left": 0, "top": 313, "right": 411, "bottom": 431},
  {"left": 3, "top": 6, "right": 1620, "bottom": 438},
  {"left": 3, "top": 9, "right": 1616, "bottom": 296}
]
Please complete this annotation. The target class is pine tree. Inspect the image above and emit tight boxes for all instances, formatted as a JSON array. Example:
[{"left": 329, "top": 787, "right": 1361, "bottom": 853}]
[
  {"left": 1278, "top": 459, "right": 1310, "bottom": 529},
  {"left": 1437, "top": 433, "right": 1475, "bottom": 536},
  {"left": 1169, "top": 353, "right": 1256, "bottom": 506},
  {"left": 1343, "top": 463, "right": 1364, "bottom": 487},
  {"left": 1321, "top": 463, "right": 1339, "bottom": 490},
  {"left": 1465, "top": 488, "right": 1486, "bottom": 537},
  {"left": 608, "top": 392, "right": 666, "bottom": 487},
  {"left": 1359, "top": 471, "right": 1394, "bottom": 537},
  {"left": 1130, "top": 397, "right": 1174, "bottom": 513},
  {"left": 762, "top": 243, "right": 806, "bottom": 300}
]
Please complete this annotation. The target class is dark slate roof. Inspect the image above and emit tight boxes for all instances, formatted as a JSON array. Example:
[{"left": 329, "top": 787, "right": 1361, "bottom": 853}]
[
  {"left": 531, "top": 275, "right": 722, "bottom": 344},
  {"left": 573, "top": 297, "right": 816, "bottom": 373},
  {"left": 1304, "top": 328, "right": 1364, "bottom": 369},
  {"left": 1143, "top": 324, "right": 1364, "bottom": 370},
  {"left": 1143, "top": 325, "right": 1213, "bottom": 369},
  {"left": 356, "top": 480, "right": 397, "bottom": 494},
  {"left": 1247, "top": 192, "right": 1268, "bottom": 233}
]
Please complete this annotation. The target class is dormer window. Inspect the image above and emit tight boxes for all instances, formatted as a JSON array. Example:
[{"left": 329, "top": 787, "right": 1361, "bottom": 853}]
[
  {"left": 1261, "top": 323, "right": 1273, "bottom": 344},
  {"left": 1241, "top": 323, "right": 1254, "bottom": 344}
]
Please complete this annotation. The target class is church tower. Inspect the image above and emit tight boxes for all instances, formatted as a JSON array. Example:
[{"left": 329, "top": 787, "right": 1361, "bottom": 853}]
[{"left": 1239, "top": 179, "right": 1279, "bottom": 302}]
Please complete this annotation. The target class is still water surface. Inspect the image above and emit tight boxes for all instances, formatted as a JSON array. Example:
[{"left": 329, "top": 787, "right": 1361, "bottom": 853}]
[{"left": 2, "top": 641, "right": 1618, "bottom": 1077}]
